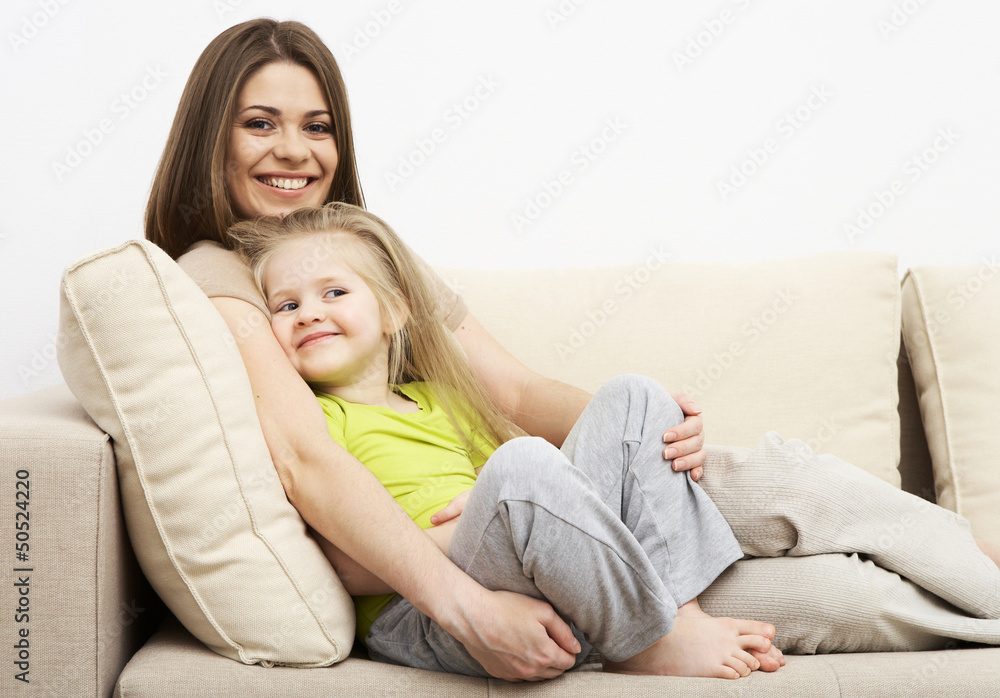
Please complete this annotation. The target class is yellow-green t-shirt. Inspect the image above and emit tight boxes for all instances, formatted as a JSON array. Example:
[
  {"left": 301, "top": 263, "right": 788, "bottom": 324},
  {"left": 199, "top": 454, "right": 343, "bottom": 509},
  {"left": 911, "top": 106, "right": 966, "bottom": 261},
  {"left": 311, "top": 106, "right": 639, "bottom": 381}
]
[{"left": 315, "top": 382, "right": 496, "bottom": 641}]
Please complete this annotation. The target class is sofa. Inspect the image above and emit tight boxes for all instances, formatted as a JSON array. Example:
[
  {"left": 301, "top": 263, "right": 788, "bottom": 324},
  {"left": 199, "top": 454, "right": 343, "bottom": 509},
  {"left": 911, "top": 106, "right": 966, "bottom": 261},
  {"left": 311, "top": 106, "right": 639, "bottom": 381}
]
[{"left": 2, "top": 241, "right": 999, "bottom": 697}]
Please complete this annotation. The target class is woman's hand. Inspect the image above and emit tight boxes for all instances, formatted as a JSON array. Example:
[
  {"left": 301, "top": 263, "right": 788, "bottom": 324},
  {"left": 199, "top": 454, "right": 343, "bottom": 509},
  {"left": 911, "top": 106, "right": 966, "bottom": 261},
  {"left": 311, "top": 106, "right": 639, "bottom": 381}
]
[
  {"left": 430, "top": 490, "right": 471, "bottom": 526},
  {"left": 664, "top": 393, "right": 706, "bottom": 481},
  {"left": 449, "top": 588, "right": 580, "bottom": 681}
]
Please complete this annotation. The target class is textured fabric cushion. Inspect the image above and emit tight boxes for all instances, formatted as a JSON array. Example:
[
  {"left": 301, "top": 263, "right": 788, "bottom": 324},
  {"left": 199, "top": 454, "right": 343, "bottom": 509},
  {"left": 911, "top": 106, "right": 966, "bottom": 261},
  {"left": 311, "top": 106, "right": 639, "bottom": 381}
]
[
  {"left": 901, "top": 264, "right": 1000, "bottom": 546},
  {"left": 0, "top": 384, "right": 156, "bottom": 697},
  {"left": 57, "top": 240, "right": 354, "bottom": 667},
  {"left": 441, "top": 251, "right": 901, "bottom": 484},
  {"left": 117, "top": 617, "right": 1000, "bottom": 698}
]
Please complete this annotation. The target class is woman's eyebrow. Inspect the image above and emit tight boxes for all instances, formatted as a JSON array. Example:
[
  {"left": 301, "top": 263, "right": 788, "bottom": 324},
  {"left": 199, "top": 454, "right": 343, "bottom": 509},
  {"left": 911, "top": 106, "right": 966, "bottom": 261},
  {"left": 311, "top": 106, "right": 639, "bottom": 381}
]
[
  {"left": 241, "top": 104, "right": 280, "bottom": 115},
  {"left": 239, "top": 105, "right": 331, "bottom": 119}
]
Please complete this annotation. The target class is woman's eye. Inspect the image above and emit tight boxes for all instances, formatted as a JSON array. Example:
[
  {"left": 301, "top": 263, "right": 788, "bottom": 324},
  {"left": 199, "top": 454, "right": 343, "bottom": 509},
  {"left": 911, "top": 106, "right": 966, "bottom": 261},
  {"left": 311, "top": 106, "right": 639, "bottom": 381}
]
[
  {"left": 306, "top": 122, "right": 332, "bottom": 134},
  {"left": 245, "top": 118, "right": 273, "bottom": 131}
]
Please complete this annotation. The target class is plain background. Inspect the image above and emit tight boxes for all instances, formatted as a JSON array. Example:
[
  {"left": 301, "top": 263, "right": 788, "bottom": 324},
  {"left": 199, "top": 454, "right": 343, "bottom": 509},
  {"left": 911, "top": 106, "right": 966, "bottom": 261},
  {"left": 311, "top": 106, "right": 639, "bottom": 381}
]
[{"left": 2, "top": 0, "right": 998, "bottom": 399}]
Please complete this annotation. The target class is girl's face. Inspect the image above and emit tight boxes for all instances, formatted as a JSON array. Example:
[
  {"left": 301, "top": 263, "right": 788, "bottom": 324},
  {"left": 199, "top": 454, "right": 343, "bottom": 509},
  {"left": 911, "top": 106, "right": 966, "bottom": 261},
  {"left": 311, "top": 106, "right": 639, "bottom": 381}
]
[
  {"left": 264, "top": 235, "right": 392, "bottom": 391},
  {"left": 226, "top": 62, "right": 339, "bottom": 219}
]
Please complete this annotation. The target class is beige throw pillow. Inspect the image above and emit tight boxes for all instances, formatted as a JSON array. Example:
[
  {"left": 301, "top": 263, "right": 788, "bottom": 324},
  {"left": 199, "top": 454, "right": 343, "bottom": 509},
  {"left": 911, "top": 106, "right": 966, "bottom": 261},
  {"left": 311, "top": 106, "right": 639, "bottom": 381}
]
[
  {"left": 901, "top": 264, "right": 1000, "bottom": 545},
  {"left": 57, "top": 240, "right": 354, "bottom": 666},
  {"left": 440, "top": 251, "right": 901, "bottom": 484}
]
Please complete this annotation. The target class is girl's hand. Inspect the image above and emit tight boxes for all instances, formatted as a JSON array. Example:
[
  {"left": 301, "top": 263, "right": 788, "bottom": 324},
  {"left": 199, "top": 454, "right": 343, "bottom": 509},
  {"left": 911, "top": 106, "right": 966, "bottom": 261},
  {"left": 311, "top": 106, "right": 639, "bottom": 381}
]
[
  {"left": 664, "top": 393, "right": 706, "bottom": 482},
  {"left": 431, "top": 490, "right": 471, "bottom": 526}
]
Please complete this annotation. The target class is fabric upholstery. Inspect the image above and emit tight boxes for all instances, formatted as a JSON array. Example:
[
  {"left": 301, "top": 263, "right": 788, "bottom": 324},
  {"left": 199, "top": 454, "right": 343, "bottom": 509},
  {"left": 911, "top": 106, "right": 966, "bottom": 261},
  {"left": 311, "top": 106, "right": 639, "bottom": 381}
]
[
  {"left": 24, "top": 243, "right": 998, "bottom": 694},
  {"left": 440, "top": 251, "right": 902, "bottom": 485},
  {"left": 901, "top": 264, "right": 1000, "bottom": 545},
  {"left": 56, "top": 240, "right": 354, "bottom": 667},
  {"left": 116, "top": 617, "right": 1000, "bottom": 698},
  {"left": 0, "top": 384, "right": 155, "bottom": 697}
]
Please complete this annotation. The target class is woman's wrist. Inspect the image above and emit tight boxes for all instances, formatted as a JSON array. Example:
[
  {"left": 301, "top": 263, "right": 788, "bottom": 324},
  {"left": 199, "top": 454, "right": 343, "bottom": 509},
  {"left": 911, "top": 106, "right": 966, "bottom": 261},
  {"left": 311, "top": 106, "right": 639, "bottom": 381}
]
[{"left": 421, "top": 567, "right": 488, "bottom": 638}]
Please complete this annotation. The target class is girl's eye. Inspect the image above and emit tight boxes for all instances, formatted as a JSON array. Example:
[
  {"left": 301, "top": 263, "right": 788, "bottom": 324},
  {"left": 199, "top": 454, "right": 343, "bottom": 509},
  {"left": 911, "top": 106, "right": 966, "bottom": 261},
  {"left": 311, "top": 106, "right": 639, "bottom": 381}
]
[
  {"left": 276, "top": 301, "right": 299, "bottom": 312},
  {"left": 324, "top": 289, "right": 346, "bottom": 298}
]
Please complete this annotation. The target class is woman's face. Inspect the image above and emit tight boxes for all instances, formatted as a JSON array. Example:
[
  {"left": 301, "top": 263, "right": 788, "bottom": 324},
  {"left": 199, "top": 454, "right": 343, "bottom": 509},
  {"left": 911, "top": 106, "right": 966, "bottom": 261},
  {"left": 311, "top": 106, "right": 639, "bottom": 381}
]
[{"left": 226, "top": 62, "right": 339, "bottom": 219}]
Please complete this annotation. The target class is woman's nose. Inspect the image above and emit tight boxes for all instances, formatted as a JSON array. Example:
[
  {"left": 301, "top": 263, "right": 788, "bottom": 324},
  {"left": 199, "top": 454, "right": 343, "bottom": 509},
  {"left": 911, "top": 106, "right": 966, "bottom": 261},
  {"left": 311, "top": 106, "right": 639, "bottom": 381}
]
[{"left": 273, "top": 129, "right": 310, "bottom": 163}]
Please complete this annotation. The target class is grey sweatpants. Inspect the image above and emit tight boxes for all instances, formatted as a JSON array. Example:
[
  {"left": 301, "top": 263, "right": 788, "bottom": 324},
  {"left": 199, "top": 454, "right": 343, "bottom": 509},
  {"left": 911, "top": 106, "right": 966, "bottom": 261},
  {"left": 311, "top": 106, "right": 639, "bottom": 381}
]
[{"left": 364, "top": 374, "right": 743, "bottom": 676}]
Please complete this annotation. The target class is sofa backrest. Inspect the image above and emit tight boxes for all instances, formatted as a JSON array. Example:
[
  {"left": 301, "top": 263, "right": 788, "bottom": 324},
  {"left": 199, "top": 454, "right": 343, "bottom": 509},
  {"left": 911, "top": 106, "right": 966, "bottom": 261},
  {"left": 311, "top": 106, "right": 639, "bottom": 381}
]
[
  {"left": 902, "top": 263, "right": 1000, "bottom": 545},
  {"left": 440, "top": 251, "right": 904, "bottom": 486}
]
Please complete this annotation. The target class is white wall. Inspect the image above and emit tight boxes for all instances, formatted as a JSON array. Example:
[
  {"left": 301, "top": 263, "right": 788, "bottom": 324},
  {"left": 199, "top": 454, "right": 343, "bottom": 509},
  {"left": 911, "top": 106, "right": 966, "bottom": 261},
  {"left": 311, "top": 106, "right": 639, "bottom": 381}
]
[{"left": 2, "top": 0, "right": 997, "bottom": 399}]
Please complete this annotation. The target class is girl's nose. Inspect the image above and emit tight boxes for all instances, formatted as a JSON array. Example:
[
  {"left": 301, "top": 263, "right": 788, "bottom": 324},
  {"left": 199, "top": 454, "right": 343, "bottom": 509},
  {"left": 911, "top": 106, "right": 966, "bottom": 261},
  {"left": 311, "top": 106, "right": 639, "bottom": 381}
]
[{"left": 295, "top": 301, "right": 324, "bottom": 325}]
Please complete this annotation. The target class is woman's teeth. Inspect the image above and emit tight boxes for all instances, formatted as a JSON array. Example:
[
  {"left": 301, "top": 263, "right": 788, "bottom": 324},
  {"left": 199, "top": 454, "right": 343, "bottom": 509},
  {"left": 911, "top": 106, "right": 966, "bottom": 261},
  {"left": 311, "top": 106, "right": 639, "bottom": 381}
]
[{"left": 259, "top": 177, "right": 309, "bottom": 190}]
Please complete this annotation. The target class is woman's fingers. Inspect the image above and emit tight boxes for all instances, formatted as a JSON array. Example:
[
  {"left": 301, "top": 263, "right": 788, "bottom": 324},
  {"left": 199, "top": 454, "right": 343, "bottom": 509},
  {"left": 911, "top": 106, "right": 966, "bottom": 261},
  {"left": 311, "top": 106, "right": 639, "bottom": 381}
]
[
  {"left": 664, "top": 391, "right": 707, "bottom": 480},
  {"left": 664, "top": 413, "right": 706, "bottom": 474}
]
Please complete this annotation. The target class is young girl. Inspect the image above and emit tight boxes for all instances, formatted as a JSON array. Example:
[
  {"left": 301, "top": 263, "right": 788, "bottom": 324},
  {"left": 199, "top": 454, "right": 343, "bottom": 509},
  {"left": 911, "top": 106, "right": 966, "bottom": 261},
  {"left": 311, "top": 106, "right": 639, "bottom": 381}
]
[{"left": 227, "top": 201, "right": 783, "bottom": 680}]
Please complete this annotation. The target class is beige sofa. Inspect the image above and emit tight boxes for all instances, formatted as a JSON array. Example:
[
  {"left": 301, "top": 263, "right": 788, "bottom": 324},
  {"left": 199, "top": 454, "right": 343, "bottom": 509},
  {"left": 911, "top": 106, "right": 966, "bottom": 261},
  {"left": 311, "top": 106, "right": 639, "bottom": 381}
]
[{"left": 2, "top": 242, "right": 999, "bottom": 697}]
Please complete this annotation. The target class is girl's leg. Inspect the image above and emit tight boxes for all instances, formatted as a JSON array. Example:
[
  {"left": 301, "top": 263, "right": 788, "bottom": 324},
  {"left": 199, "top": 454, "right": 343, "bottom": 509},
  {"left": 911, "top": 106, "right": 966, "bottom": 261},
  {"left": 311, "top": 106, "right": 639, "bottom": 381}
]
[
  {"left": 559, "top": 374, "right": 743, "bottom": 606},
  {"left": 365, "top": 436, "right": 769, "bottom": 678},
  {"left": 559, "top": 374, "right": 783, "bottom": 672}
]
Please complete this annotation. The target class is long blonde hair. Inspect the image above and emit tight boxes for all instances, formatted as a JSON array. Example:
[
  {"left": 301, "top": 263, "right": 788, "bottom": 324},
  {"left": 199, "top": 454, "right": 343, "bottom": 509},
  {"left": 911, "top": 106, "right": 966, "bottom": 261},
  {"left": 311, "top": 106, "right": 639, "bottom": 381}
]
[
  {"left": 228, "top": 203, "right": 521, "bottom": 454},
  {"left": 146, "top": 19, "right": 364, "bottom": 259}
]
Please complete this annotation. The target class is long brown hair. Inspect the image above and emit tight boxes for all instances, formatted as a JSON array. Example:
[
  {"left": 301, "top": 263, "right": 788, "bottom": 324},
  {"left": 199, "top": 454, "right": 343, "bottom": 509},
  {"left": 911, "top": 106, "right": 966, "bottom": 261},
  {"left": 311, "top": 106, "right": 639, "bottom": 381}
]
[
  {"left": 146, "top": 19, "right": 364, "bottom": 259},
  {"left": 228, "top": 203, "right": 522, "bottom": 455}
]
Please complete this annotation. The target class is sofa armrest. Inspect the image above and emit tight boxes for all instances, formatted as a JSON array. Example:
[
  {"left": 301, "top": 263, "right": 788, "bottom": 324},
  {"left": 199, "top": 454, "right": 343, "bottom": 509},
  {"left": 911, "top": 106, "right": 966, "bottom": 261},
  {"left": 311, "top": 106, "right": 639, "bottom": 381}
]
[{"left": 1, "top": 385, "right": 161, "bottom": 697}]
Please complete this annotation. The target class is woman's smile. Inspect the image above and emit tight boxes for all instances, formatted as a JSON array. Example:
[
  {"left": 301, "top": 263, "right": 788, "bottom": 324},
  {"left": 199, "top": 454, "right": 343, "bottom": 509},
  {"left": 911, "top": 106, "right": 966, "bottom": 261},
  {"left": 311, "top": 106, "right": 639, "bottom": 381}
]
[{"left": 256, "top": 175, "right": 315, "bottom": 191}]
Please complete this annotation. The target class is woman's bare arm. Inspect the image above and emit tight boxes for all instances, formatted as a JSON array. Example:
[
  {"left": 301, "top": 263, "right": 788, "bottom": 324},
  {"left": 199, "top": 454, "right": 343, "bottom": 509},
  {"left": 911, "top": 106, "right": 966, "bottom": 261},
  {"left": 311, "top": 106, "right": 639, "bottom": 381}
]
[
  {"left": 211, "top": 297, "right": 579, "bottom": 680},
  {"left": 453, "top": 315, "right": 588, "bottom": 447},
  {"left": 453, "top": 312, "right": 707, "bottom": 478}
]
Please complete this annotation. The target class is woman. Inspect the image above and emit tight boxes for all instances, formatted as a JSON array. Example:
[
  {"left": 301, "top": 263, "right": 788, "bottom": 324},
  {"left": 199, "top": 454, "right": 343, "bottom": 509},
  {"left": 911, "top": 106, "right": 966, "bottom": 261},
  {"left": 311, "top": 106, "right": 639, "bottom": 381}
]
[
  {"left": 146, "top": 18, "right": 1000, "bottom": 680},
  {"left": 146, "top": 18, "right": 713, "bottom": 681}
]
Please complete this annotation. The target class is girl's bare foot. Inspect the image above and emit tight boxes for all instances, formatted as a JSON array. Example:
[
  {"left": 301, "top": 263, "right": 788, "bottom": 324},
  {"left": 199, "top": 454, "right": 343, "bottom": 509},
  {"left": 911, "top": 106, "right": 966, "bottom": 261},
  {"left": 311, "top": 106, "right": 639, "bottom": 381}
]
[
  {"left": 752, "top": 640, "right": 786, "bottom": 672},
  {"left": 679, "top": 599, "right": 785, "bottom": 672},
  {"left": 602, "top": 599, "right": 780, "bottom": 679}
]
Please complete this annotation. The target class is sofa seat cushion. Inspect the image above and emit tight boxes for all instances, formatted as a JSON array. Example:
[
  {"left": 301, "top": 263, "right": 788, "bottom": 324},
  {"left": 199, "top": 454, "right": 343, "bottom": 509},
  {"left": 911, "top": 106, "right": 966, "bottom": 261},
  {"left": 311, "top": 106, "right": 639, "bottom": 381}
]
[
  {"left": 115, "top": 617, "right": 490, "bottom": 698},
  {"left": 902, "top": 264, "right": 1000, "bottom": 545},
  {"left": 57, "top": 240, "right": 354, "bottom": 667},
  {"left": 116, "top": 616, "right": 1000, "bottom": 697}
]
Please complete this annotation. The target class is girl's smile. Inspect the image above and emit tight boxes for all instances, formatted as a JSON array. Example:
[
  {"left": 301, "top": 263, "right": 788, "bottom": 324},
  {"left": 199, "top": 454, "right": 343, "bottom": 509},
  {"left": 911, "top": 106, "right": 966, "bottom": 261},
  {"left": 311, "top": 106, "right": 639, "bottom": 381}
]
[{"left": 298, "top": 330, "right": 341, "bottom": 349}]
